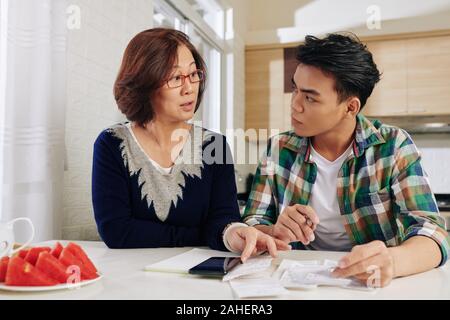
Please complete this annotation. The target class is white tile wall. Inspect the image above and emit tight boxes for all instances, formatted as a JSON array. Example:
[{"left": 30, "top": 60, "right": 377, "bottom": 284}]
[
  {"left": 411, "top": 134, "right": 450, "bottom": 194},
  {"left": 63, "top": 0, "right": 154, "bottom": 240}
]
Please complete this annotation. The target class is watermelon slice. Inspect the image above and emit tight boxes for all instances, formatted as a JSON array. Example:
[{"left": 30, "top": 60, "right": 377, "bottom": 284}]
[
  {"left": 0, "top": 256, "right": 9, "bottom": 282},
  {"left": 5, "top": 256, "right": 58, "bottom": 286},
  {"left": 50, "top": 242, "right": 64, "bottom": 259},
  {"left": 17, "top": 249, "right": 29, "bottom": 259},
  {"left": 35, "top": 252, "right": 70, "bottom": 284},
  {"left": 66, "top": 242, "right": 98, "bottom": 276},
  {"left": 59, "top": 248, "right": 97, "bottom": 280},
  {"left": 24, "top": 247, "right": 51, "bottom": 266}
]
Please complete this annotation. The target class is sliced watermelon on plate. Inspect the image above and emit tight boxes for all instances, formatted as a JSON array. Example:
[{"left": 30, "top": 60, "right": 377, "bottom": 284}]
[
  {"left": 24, "top": 247, "right": 51, "bottom": 266},
  {"left": 59, "top": 247, "right": 97, "bottom": 280},
  {"left": 35, "top": 251, "right": 70, "bottom": 284},
  {"left": 50, "top": 242, "right": 64, "bottom": 259},
  {"left": 5, "top": 256, "right": 59, "bottom": 286},
  {"left": 0, "top": 257, "right": 9, "bottom": 282},
  {"left": 66, "top": 242, "right": 98, "bottom": 275},
  {"left": 17, "top": 249, "right": 29, "bottom": 259}
]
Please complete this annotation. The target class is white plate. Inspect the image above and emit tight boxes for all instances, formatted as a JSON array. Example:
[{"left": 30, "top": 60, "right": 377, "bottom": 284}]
[{"left": 0, "top": 272, "right": 103, "bottom": 292}]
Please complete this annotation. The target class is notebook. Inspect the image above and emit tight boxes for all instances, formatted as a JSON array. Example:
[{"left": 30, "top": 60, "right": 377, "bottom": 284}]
[{"left": 144, "top": 248, "right": 239, "bottom": 274}]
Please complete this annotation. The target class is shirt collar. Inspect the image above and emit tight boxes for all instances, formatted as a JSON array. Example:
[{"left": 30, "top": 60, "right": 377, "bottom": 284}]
[{"left": 282, "top": 114, "right": 385, "bottom": 161}]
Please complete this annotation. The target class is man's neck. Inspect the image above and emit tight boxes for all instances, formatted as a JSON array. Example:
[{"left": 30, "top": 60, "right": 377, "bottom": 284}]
[{"left": 311, "top": 117, "right": 357, "bottom": 162}]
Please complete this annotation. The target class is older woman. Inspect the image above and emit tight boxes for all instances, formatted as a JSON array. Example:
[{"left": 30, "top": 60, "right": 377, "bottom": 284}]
[{"left": 91, "top": 28, "right": 289, "bottom": 261}]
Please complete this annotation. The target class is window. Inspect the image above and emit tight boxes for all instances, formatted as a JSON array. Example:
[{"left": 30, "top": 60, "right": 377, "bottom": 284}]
[
  {"left": 153, "top": 0, "right": 229, "bottom": 134},
  {"left": 184, "top": 0, "right": 225, "bottom": 39},
  {"left": 153, "top": 0, "right": 187, "bottom": 32},
  {"left": 187, "top": 23, "right": 222, "bottom": 132}
]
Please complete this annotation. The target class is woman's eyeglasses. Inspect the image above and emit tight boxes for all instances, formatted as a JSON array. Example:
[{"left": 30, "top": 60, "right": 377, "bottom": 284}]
[{"left": 166, "top": 70, "right": 204, "bottom": 88}]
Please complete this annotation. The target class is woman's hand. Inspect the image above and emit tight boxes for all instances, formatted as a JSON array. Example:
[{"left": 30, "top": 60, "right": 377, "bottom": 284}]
[{"left": 225, "top": 226, "right": 291, "bottom": 262}]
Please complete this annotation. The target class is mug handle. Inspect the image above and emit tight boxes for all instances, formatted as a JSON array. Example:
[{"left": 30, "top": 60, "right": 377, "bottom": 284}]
[
  {"left": 0, "top": 240, "right": 9, "bottom": 258},
  {"left": 9, "top": 218, "right": 35, "bottom": 255}
]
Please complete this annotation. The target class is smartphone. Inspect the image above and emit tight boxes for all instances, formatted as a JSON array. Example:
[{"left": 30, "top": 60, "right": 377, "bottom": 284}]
[{"left": 188, "top": 257, "right": 242, "bottom": 276}]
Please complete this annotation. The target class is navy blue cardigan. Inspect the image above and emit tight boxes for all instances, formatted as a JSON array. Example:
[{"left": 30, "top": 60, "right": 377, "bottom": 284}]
[{"left": 92, "top": 123, "right": 241, "bottom": 250}]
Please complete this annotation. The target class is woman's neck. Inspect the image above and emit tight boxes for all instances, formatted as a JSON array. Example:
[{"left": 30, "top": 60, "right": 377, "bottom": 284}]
[{"left": 141, "top": 119, "right": 191, "bottom": 149}]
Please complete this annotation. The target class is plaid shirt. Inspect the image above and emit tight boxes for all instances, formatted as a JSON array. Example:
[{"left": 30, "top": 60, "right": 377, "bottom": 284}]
[{"left": 243, "top": 114, "right": 449, "bottom": 266}]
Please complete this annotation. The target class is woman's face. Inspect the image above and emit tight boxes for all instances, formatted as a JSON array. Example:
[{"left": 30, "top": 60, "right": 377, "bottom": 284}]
[{"left": 152, "top": 45, "right": 201, "bottom": 123}]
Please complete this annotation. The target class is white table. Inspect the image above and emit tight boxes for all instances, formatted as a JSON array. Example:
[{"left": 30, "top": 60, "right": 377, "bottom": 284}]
[{"left": 1, "top": 240, "right": 449, "bottom": 300}]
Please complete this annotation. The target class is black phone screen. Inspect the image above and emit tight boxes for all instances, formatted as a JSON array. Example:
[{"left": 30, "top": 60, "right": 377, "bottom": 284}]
[{"left": 188, "top": 257, "right": 241, "bottom": 276}]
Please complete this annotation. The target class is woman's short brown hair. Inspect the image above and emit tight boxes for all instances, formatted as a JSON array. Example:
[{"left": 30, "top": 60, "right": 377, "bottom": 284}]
[{"left": 114, "top": 28, "right": 207, "bottom": 126}]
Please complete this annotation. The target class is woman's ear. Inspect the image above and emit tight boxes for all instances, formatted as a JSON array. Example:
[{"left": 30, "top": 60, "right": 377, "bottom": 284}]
[{"left": 346, "top": 97, "right": 361, "bottom": 117}]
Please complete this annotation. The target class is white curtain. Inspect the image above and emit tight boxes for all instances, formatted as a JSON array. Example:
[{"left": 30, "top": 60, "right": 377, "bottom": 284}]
[{"left": 0, "top": 0, "right": 67, "bottom": 243}]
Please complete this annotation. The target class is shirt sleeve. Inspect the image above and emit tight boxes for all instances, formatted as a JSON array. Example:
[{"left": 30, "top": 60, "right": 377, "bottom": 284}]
[
  {"left": 242, "top": 137, "right": 278, "bottom": 226},
  {"left": 92, "top": 131, "right": 202, "bottom": 249},
  {"left": 202, "top": 135, "right": 241, "bottom": 251},
  {"left": 391, "top": 130, "right": 449, "bottom": 266}
]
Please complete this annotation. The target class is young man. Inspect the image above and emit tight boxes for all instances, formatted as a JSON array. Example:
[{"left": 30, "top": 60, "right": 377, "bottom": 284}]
[{"left": 241, "top": 33, "right": 449, "bottom": 287}]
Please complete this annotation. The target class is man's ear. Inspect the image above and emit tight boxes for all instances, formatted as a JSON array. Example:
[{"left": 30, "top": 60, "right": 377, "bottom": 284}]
[{"left": 346, "top": 97, "right": 361, "bottom": 116}]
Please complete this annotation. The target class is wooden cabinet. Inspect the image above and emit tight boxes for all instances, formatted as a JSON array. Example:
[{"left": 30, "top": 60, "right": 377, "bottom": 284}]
[
  {"left": 363, "top": 39, "right": 409, "bottom": 117},
  {"left": 406, "top": 35, "right": 450, "bottom": 115},
  {"left": 245, "top": 48, "right": 290, "bottom": 133},
  {"left": 364, "top": 33, "right": 450, "bottom": 117}
]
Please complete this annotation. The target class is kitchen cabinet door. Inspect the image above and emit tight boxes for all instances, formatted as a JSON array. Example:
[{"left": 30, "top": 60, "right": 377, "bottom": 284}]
[
  {"left": 362, "top": 39, "right": 409, "bottom": 117},
  {"left": 245, "top": 48, "right": 286, "bottom": 134},
  {"left": 406, "top": 35, "right": 450, "bottom": 115}
]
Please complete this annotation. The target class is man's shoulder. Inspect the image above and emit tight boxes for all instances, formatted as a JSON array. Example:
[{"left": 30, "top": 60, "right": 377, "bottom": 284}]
[
  {"left": 372, "top": 119, "right": 414, "bottom": 148},
  {"left": 268, "top": 130, "right": 307, "bottom": 150}
]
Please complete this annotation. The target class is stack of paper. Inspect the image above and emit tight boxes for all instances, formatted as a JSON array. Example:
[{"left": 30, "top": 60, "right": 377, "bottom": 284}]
[
  {"left": 144, "top": 249, "right": 376, "bottom": 298},
  {"left": 222, "top": 256, "right": 288, "bottom": 298},
  {"left": 229, "top": 278, "right": 288, "bottom": 299},
  {"left": 222, "top": 256, "right": 273, "bottom": 281},
  {"left": 278, "top": 259, "right": 376, "bottom": 291}
]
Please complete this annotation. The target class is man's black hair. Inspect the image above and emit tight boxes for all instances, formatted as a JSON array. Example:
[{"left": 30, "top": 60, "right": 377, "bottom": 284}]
[{"left": 296, "top": 33, "right": 381, "bottom": 110}]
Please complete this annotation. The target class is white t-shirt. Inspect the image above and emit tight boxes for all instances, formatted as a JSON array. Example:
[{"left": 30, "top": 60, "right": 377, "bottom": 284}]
[
  {"left": 147, "top": 157, "right": 173, "bottom": 175},
  {"left": 307, "top": 143, "right": 353, "bottom": 252}
]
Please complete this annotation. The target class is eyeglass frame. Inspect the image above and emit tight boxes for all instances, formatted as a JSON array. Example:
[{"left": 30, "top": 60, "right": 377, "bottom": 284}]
[{"left": 165, "top": 69, "right": 205, "bottom": 88}]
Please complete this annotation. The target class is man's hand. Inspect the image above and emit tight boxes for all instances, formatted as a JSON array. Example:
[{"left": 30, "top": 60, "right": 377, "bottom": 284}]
[
  {"left": 331, "top": 240, "right": 395, "bottom": 288},
  {"left": 226, "top": 226, "right": 291, "bottom": 262},
  {"left": 270, "top": 204, "right": 320, "bottom": 245}
]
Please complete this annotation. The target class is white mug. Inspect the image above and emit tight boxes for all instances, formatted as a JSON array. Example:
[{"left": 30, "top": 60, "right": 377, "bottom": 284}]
[{"left": 0, "top": 218, "right": 35, "bottom": 258}]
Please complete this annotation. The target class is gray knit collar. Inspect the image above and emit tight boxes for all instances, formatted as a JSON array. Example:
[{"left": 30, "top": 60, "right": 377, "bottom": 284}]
[{"left": 107, "top": 123, "right": 213, "bottom": 222}]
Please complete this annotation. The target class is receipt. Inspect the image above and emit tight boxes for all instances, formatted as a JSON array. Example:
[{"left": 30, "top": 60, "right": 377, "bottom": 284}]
[
  {"left": 304, "top": 270, "right": 353, "bottom": 286},
  {"left": 280, "top": 270, "right": 318, "bottom": 290},
  {"left": 273, "top": 259, "right": 322, "bottom": 279},
  {"left": 278, "top": 259, "right": 376, "bottom": 291},
  {"left": 229, "top": 278, "right": 289, "bottom": 298},
  {"left": 222, "top": 256, "right": 273, "bottom": 282},
  {"left": 280, "top": 264, "right": 333, "bottom": 288}
]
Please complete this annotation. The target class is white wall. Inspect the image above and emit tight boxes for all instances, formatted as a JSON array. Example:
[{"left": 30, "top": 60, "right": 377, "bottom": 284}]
[
  {"left": 412, "top": 134, "right": 450, "bottom": 194},
  {"left": 63, "top": 0, "right": 153, "bottom": 240}
]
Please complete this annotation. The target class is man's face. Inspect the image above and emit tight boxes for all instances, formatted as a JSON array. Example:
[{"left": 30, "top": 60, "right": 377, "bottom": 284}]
[{"left": 291, "top": 63, "right": 349, "bottom": 137}]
